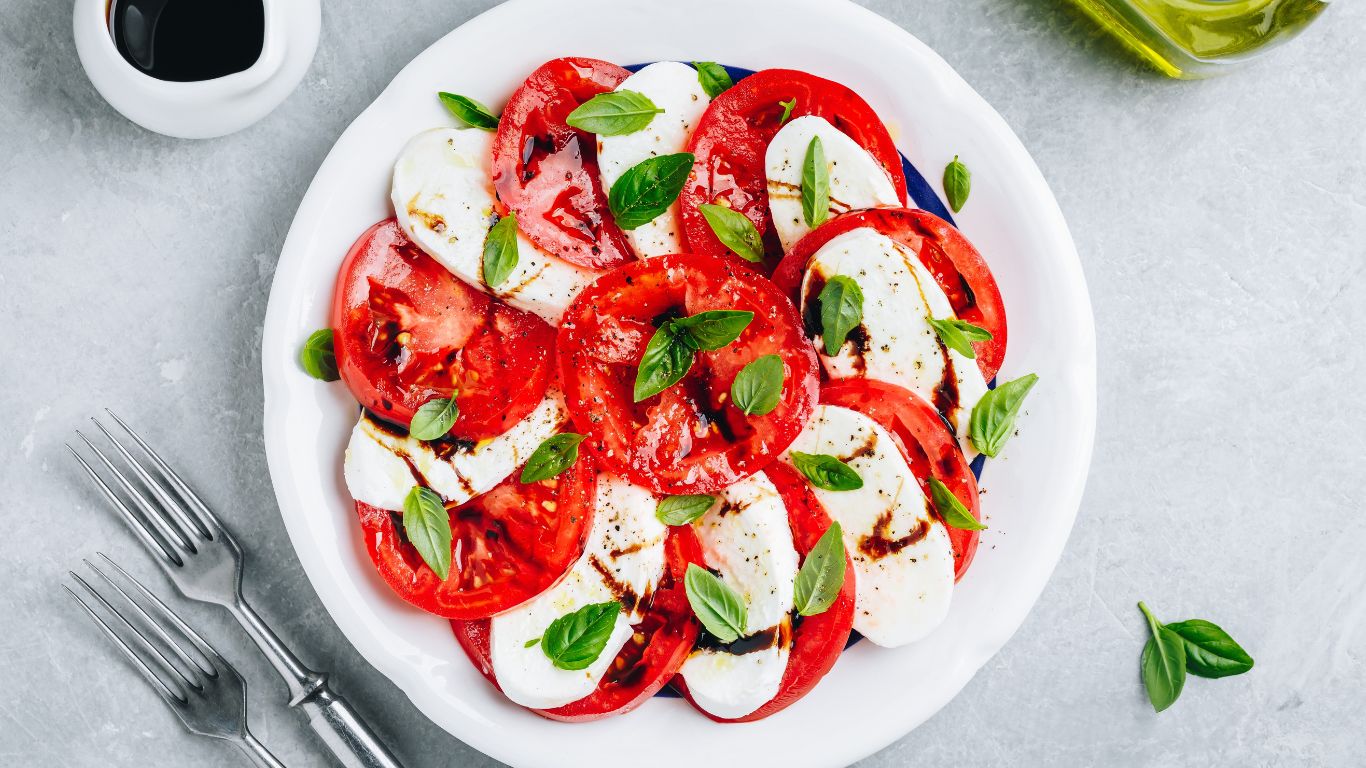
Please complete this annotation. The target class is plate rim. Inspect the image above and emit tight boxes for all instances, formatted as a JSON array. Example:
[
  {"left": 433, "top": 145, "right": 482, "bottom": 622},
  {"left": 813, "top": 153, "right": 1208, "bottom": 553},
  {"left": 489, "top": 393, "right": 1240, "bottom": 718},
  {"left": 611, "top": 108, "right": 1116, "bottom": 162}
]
[{"left": 261, "top": 0, "right": 1096, "bottom": 765}]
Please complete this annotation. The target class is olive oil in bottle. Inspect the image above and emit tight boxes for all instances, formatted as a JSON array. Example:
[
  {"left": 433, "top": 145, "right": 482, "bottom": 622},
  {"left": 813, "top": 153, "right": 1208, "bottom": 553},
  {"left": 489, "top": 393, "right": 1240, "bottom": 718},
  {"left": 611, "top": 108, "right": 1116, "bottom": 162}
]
[{"left": 1069, "top": 0, "right": 1328, "bottom": 78}]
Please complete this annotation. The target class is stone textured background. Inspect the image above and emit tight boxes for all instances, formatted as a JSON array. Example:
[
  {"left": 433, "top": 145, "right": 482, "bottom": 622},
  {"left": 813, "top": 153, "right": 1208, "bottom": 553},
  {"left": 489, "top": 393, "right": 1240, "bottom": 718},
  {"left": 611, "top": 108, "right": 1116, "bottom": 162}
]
[{"left": 2, "top": 0, "right": 1363, "bottom": 765}]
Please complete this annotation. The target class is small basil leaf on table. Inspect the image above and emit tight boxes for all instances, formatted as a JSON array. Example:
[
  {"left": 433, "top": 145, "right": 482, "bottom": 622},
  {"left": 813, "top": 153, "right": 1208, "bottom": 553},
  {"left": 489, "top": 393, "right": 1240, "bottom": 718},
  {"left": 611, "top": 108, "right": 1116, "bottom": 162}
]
[
  {"left": 299, "top": 328, "right": 338, "bottom": 382},
  {"left": 1138, "top": 601, "right": 1187, "bottom": 712},
  {"left": 671, "top": 310, "right": 754, "bottom": 350},
  {"left": 482, "top": 213, "right": 519, "bottom": 288},
  {"left": 438, "top": 92, "right": 500, "bottom": 131},
  {"left": 698, "top": 203, "right": 764, "bottom": 263},
  {"left": 943, "top": 155, "right": 971, "bottom": 213},
  {"left": 634, "top": 325, "right": 695, "bottom": 402},
  {"left": 801, "top": 135, "right": 830, "bottom": 228},
  {"left": 565, "top": 90, "right": 664, "bottom": 136},
  {"left": 793, "top": 522, "right": 846, "bottom": 617},
  {"left": 790, "top": 452, "right": 863, "bottom": 491},
  {"left": 539, "top": 600, "right": 622, "bottom": 671},
  {"left": 969, "top": 373, "right": 1038, "bottom": 458},
  {"left": 608, "top": 153, "right": 695, "bottom": 230},
  {"left": 927, "top": 317, "right": 992, "bottom": 360},
  {"left": 684, "top": 564, "right": 747, "bottom": 644},
  {"left": 402, "top": 486, "right": 452, "bottom": 580},
  {"left": 692, "top": 61, "right": 732, "bottom": 99},
  {"left": 1164, "top": 619, "right": 1255, "bottom": 679},
  {"left": 779, "top": 98, "right": 796, "bottom": 124},
  {"left": 927, "top": 477, "right": 986, "bottom": 531},
  {"left": 731, "top": 354, "right": 784, "bottom": 416},
  {"left": 408, "top": 397, "right": 459, "bottom": 441},
  {"left": 524, "top": 638, "right": 540, "bottom": 649},
  {"left": 656, "top": 494, "right": 717, "bottom": 526},
  {"left": 818, "top": 275, "right": 863, "bottom": 356},
  {"left": 520, "top": 433, "right": 586, "bottom": 483}
]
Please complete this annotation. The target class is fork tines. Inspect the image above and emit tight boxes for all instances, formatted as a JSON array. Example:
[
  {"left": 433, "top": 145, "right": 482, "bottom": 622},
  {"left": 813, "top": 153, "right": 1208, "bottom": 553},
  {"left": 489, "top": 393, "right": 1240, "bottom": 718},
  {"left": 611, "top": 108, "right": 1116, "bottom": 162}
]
[
  {"left": 64, "top": 554, "right": 222, "bottom": 705},
  {"left": 67, "top": 411, "right": 222, "bottom": 567}
]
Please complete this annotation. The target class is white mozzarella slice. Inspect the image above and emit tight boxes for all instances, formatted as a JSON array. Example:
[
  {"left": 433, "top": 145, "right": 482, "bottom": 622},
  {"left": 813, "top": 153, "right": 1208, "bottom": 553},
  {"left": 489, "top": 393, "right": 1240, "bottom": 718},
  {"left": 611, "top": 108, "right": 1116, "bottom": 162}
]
[
  {"left": 679, "top": 643, "right": 789, "bottom": 720},
  {"left": 596, "top": 62, "right": 710, "bottom": 259},
  {"left": 391, "top": 127, "right": 600, "bottom": 325},
  {"left": 765, "top": 115, "right": 901, "bottom": 251},
  {"left": 801, "top": 227, "right": 988, "bottom": 450},
  {"left": 489, "top": 474, "right": 667, "bottom": 709},
  {"left": 342, "top": 388, "right": 567, "bottom": 510},
  {"left": 783, "top": 405, "right": 954, "bottom": 647},
  {"left": 678, "top": 472, "right": 798, "bottom": 719}
]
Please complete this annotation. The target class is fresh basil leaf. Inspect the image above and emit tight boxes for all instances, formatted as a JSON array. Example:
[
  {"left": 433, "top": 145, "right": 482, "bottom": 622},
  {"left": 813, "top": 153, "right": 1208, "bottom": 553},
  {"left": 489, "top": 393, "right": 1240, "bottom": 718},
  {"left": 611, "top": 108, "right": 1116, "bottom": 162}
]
[
  {"left": 566, "top": 90, "right": 664, "bottom": 136},
  {"left": 793, "top": 522, "right": 846, "bottom": 617},
  {"left": 779, "top": 98, "right": 796, "bottom": 125},
  {"left": 790, "top": 451, "right": 863, "bottom": 491},
  {"left": 539, "top": 600, "right": 621, "bottom": 671},
  {"left": 438, "top": 92, "right": 499, "bottom": 131},
  {"left": 818, "top": 275, "right": 863, "bottom": 356},
  {"left": 402, "top": 486, "right": 452, "bottom": 580},
  {"left": 524, "top": 638, "right": 540, "bottom": 648},
  {"left": 944, "top": 155, "right": 971, "bottom": 213},
  {"left": 1165, "top": 619, "right": 1254, "bottom": 679},
  {"left": 633, "top": 325, "right": 695, "bottom": 402},
  {"left": 520, "top": 433, "right": 586, "bottom": 483},
  {"left": 298, "top": 329, "right": 338, "bottom": 382},
  {"left": 672, "top": 309, "right": 754, "bottom": 350},
  {"left": 927, "top": 477, "right": 986, "bottom": 531},
  {"left": 969, "top": 373, "right": 1038, "bottom": 458},
  {"left": 684, "top": 564, "right": 747, "bottom": 644},
  {"left": 928, "top": 317, "right": 992, "bottom": 360},
  {"left": 608, "top": 153, "right": 695, "bottom": 230},
  {"left": 1139, "top": 601, "right": 1187, "bottom": 712},
  {"left": 482, "top": 212, "right": 519, "bottom": 288},
  {"left": 408, "top": 397, "right": 459, "bottom": 441},
  {"left": 656, "top": 494, "right": 717, "bottom": 526},
  {"left": 692, "top": 61, "right": 732, "bottom": 99},
  {"left": 801, "top": 135, "right": 829, "bottom": 228},
  {"left": 698, "top": 203, "right": 764, "bottom": 263},
  {"left": 634, "top": 310, "right": 755, "bottom": 401},
  {"left": 731, "top": 354, "right": 784, "bottom": 416}
]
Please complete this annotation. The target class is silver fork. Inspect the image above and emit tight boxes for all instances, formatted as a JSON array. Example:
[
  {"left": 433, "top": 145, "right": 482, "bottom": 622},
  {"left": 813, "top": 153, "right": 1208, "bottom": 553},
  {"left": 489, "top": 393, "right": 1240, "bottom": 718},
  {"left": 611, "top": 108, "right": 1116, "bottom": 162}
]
[
  {"left": 70, "top": 412, "right": 404, "bottom": 768},
  {"left": 65, "top": 554, "right": 284, "bottom": 768}
]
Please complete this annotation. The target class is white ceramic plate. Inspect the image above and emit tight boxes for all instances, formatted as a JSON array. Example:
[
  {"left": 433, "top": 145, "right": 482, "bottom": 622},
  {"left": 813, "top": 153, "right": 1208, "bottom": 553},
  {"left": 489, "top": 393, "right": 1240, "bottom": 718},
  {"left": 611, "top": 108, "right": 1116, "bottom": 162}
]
[{"left": 261, "top": 0, "right": 1096, "bottom": 765}]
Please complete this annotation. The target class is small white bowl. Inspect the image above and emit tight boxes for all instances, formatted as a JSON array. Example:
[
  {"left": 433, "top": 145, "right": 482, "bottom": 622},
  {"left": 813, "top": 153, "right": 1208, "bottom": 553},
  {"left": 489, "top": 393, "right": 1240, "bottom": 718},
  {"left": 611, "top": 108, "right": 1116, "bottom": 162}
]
[{"left": 73, "top": 0, "right": 320, "bottom": 139}]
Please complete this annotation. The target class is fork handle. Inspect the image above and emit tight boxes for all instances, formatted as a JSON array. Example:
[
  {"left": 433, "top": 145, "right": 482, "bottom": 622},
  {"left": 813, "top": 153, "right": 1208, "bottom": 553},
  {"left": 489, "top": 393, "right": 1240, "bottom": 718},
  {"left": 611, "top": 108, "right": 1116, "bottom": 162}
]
[
  {"left": 228, "top": 600, "right": 404, "bottom": 768},
  {"left": 301, "top": 685, "right": 404, "bottom": 768},
  {"left": 237, "top": 731, "right": 287, "bottom": 768}
]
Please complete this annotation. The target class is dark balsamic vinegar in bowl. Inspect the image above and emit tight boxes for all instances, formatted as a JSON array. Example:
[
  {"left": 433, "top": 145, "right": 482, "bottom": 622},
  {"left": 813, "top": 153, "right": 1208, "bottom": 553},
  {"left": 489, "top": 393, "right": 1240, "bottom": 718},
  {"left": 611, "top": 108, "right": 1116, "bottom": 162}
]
[{"left": 110, "top": 0, "right": 266, "bottom": 82}]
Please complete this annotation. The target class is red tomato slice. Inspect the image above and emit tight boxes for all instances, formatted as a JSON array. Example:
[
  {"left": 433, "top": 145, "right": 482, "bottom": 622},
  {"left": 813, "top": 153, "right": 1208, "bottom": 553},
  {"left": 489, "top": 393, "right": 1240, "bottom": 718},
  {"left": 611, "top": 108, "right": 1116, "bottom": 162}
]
[
  {"left": 820, "top": 379, "right": 982, "bottom": 580},
  {"left": 673, "top": 461, "right": 856, "bottom": 722},
  {"left": 491, "top": 57, "right": 633, "bottom": 270},
  {"left": 332, "top": 219, "right": 556, "bottom": 441},
  {"left": 557, "top": 253, "right": 819, "bottom": 495},
  {"left": 678, "top": 69, "right": 908, "bottom": 271},
  {"left": 354, "top": 455, "right": 594, "bottom": 619},
  {"left": 773, "top": 208, "right": 1009, "bottom": 380},
  {"left": 451, "top": 524, "right": 706, "bottom": 722}
]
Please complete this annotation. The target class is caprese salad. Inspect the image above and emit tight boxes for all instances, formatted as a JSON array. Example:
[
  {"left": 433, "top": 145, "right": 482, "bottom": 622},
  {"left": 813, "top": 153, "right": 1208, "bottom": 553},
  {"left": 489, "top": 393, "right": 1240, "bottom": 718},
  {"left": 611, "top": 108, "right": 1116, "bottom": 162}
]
[{"left": 302, "top": 58, "right": 1038, "bottom": 723}]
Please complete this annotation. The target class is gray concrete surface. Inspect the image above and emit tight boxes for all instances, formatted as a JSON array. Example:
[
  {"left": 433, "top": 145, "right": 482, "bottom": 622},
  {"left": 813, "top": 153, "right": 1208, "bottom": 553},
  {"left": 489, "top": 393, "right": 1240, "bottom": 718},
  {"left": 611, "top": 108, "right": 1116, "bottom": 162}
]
[{"left": 2, "top": 0, "right": 1364, "bottom": 765}]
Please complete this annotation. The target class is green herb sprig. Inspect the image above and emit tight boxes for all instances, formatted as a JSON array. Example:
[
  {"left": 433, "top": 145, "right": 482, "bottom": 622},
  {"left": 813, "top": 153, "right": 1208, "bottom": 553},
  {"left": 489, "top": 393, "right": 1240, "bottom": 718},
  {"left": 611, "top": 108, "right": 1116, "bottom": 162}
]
[
  {"left": 608, "top": 153, "right": 694, "bottom": 230},
  {"left": 943, "top": 155, "right": 971, "bottom": 213},
  {"left": 1138, "top": 601, "right": 1253, "bottom": 712},
  {"left": 634, "top": 310, "right": 753, "bottom": 401},
  {"left": 299, "top": 329, "right": 338, "bottom": 382},
  {"left": 537, "top": 601, "right": 622, "bottom": 670},
  {"left": 438, "top": 92, "right": 499, "bottom": 131},
  {"left": 566, "top": 91, "right": 664, "bottom": 135}
]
